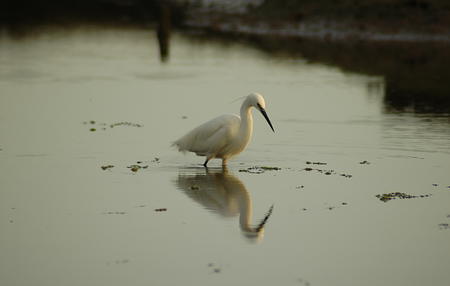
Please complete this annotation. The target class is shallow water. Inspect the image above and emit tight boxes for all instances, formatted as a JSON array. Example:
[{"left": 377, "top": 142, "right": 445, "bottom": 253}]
[{"left": 1, "top": 26, "right": 450, "bottom": 286}]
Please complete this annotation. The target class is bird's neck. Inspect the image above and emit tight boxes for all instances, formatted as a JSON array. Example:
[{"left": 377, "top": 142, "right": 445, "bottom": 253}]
[{"left": 239, "top": 104, "right": 253, "bottom": 138}]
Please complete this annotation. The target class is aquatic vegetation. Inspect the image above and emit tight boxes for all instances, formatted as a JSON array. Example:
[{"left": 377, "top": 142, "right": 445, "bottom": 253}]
[
  {"left": 207, "top": 263, "right": 221, "bottom": 274},
  {"left": 101, "top": 159, "right": 158, "bottom": 173},
  {"left": 127, "top": 163, "right": 148, "bottom": 172},
  {"left": 375, "top": 192, "right": 431, "bottom": 202},
  {"left": 260, "top": 166, "right": 281, "bottom": 170},
  {"left": 306, "top": 161, "right": 327, "bottom": 165},
  {"left": 84, "top": 120, "right": 143, "bottom": 132},
  {"left": 239, "top": 166, "right": 281, "bottom": 174},
  {"left": 301, "top": 202, "right": 348, "bottom": 212},
  {"left": 110, "top": 122, "right": 143, "bottom": 128},
  {"left": 103, "top": 211, "right": 127, "bottom": 215},
  {"left": 303, "top": 167, "right": 352, "bottom": 178},
  {"left": 438, "top": 223, "right": 449, "bottom": 230},
  {"left": 101, "top": 165, "right": 114, "bottom": 170}
]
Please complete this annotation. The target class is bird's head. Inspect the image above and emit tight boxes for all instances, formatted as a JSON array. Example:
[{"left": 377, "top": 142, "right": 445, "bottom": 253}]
[
  {"left": 247, "top": 92, "right": 266, "bottom": 109},
  {"left": 247, "top": 93, "right": 274, "bottom": 132}
]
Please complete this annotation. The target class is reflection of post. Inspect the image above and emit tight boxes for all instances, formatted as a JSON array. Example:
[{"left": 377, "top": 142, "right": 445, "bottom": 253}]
[
  {"left": 174, "top": 167, "right": 274, "bottom": 243},
  {"left": 157, "top": 1, "right": 171, "bottom": 62}
]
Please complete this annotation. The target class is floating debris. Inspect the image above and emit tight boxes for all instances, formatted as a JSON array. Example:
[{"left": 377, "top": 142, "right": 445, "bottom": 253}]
[
  {"left": 110, "top": 122, "right": 143, "bottom": 128},
  {"left": 104, "top": 211, "right": 127, "bottom": 215},
  {"left": 190, "top": 185, "right": 200, "bottom": 190},
  {"left": 101, "top": 165, "right": 114, "bottom": 170},
  {"left": 127, "top": 163, "right": 148, "bottom": 172},
  {"left": 303, "top": 167, "right": 352, "bottom": 178},
  {"left": 306, "top": 161, "right": 327, "bottom": 165},
  {"left": 297, "top": 278, "right": 311, "bottom": 286},
  {"left": 135, "top": 205, "right": 146, "bottom": 208},
  {"left": 151, "top": 157, "right": 160, "bottom": 163},
  {"left": 432, "top": 183, "right": 439, "bottom": 187},
  {"left": 324, "top": 202, "right": 349, "bottom": 211},
  {"left": 85, "top": 120, "right": 143, "bottom": 132},
  {"left": 207, "top": 263, "right": 221, "bottom": 273},
  {"left": 239, "top": 166, "right": 281, "bottom": 174},
  {"left": 154, "top": 208, "right": 167, "bottom": 212},
  {"left": 359, "top": 160, "right": 371, "bottom": 165},
  {"left": 260, "top": 166, "right": 281, "bottom": 170},
  {"left": 113, "top": 259, "right": 129, "bottom": 264},
  {"left": 438, "top": 223, "right": 449, "bottom": 230},
  {"left": 130, "top": 165, "right": 140, "bottom": 172},
  {"left": 296, "top": 185, "right": 305, "bottom": 189},
  {"left": 375, "top": 192, "right": 431, "bottom": 202}
]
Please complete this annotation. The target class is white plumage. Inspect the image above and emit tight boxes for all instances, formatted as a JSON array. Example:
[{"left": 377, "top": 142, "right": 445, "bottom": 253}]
[{"left": 173, "top": 93, "right": 274, "bottom": 167}]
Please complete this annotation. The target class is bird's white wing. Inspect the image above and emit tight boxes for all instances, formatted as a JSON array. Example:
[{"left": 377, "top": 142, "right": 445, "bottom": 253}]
[{"left": 173, "top": 114, "right": 240, "bottom": 156}]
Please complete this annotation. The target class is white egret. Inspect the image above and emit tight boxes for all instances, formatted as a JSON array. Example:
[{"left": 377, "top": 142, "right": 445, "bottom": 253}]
[{"left": 172, "top": 93, "right": 274, "bottom": 167}]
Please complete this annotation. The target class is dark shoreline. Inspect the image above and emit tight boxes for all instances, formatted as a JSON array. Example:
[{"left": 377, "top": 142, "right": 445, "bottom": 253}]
[
  {"left": 183, "top": 13, "right": 450, "bottom": 43},
  {"left": 2, "top": 0, "right": 450, "bottom": 43}
]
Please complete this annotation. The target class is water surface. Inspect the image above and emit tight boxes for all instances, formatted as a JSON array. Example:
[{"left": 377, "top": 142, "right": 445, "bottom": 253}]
[{"left": 1, "top": 26, "right": 449, "bottom": 286}]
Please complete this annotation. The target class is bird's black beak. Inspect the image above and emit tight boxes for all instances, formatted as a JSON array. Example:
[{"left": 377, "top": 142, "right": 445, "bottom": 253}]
[{"left": 258, "top": 104, "right": 275, "bottom": 132}]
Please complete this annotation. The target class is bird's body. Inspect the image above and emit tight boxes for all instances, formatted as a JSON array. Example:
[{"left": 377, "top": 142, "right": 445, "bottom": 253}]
[{"left": 173, "top": 93, "right": 274, "bottom": 167}]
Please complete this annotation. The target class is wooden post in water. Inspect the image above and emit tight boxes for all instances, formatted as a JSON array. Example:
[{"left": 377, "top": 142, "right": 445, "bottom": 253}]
[{"left": 157, "top": 1, "right": 171, "bottom": 62}]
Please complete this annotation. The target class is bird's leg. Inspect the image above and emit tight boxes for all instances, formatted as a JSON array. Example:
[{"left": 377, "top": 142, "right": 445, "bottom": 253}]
[
  {"left": 203, "top": 158, "right": 209, "bottom": 168},
  {"left": 222, "top": 158, "right": 228, "bottom": 167}
]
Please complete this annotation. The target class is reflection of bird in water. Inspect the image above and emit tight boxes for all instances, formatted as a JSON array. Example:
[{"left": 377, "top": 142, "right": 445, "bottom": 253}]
[
  {"left": 172, "top": 93, "right": 274, "bottom": 167},
  {"left": 174, "top": 167, "right": 273, "bottom": 242}
]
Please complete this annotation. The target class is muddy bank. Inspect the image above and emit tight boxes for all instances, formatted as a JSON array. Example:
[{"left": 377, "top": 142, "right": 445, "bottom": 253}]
[{"left": 183, "top": 0, "right": 450, "bottom": 43}]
